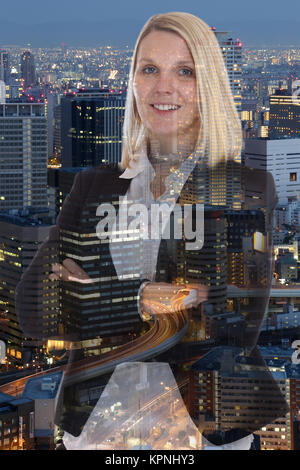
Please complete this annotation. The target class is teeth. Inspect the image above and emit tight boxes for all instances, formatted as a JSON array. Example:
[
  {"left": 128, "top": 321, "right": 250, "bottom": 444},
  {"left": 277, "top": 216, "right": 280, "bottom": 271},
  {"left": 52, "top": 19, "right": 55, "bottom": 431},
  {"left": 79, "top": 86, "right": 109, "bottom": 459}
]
[{"left": 153, "top": 104, "right": 180, "bottom": 111}]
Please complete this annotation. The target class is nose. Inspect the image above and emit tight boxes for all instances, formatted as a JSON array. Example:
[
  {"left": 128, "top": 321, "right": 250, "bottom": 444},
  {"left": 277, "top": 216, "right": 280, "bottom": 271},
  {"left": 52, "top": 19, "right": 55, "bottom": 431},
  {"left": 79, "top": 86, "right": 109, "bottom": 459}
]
[{"left": 153, "top": 71, "right": 175, "bottom": 95}]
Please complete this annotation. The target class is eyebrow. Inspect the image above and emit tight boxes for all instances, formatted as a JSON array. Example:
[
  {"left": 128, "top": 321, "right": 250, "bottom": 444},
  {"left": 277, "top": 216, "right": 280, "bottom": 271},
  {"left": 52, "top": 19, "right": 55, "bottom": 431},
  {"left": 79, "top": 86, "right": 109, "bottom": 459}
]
[{"left": 138, "top": 58, "right": 195, "bottom": 66}]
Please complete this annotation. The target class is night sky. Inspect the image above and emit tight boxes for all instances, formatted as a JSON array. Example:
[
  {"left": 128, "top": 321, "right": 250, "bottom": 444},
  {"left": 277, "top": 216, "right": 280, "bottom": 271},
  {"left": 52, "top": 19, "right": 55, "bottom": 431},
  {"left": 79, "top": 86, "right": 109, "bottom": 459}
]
[{"left": 1, "top": 0, "right": 300, "bottom": 46}]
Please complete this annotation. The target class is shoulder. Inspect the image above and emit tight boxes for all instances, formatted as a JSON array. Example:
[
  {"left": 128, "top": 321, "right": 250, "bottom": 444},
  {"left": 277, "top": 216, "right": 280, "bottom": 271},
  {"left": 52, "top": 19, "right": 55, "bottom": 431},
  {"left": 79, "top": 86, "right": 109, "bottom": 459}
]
[
  {"left": 76, "top": 163, "right": 123, "bottom": 183},
  {"left": 73, "top": 163, "right": 129, "bottom": 197}
]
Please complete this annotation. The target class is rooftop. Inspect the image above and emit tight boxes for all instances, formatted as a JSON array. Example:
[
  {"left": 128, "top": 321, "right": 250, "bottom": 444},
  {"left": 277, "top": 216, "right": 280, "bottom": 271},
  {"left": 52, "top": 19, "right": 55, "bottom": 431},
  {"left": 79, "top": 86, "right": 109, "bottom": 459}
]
[{"left": 22, "top": 372, "right": 63, "bottom": 400}]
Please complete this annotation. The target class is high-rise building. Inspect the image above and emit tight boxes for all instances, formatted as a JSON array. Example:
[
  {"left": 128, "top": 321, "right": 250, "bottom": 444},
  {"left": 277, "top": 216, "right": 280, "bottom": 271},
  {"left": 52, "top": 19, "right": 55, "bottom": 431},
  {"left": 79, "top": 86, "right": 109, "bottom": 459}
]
[
  {"left": 47, "top": 165, "right": 143, "bottom": 350},
  {"left": 180, "top": 161, "right": 242, "bottom": 209},
  {"left": 60, "top": 89, "right": 126, "bottom": 167},
  {"left": 53, "top": 102, "right": 62, "bottom": 165},
  {"left": 0, "top": 51, "right": 10, "bottom": 84},
  {"left": 185, "top": 207, "right": 228, "bottom": 315},
  {"left": 245, "top": 138, "right": 300, "bottom": 205},
  {"left": 269, "top": 89, "right": 300, "bottom": 139},
  {"left": 0, "top": 81, "right": 5, "bottom": 104},
  {"left": 213, "top": 30, "right": 242, "bottom": 113},
  {"left": 47, "top": 166, "right": 87, "bottom": 221},
  {"left": 44, "top": 91, "right": 58, "bottom": 160},
  {"left": 0, "top": 212, "right": 57, "bottom": 363},
  {"left": 0, "top": 102, "right": 48, "bottom": 211},
  {"left": 226, "top": 209, "right": 265, "bottom": 288},
  {"left": 21, "top": 51, "right": 36, "bottom": 89}
]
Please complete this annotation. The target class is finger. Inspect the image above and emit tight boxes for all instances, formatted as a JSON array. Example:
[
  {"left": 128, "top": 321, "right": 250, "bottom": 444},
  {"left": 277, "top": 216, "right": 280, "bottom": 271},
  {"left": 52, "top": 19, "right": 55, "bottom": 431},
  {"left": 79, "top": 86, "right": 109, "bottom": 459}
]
[
  {"left": 67, "top": 275, "right": 94, "bottom": 284},
  {"left": 49, "top": 273, "right": 59, "bottom": 281},
  {"left": 62, "top": 258, "right": 85, "bottom": 275},
  {"left": 62, "top": 258, "right": 92, "bottom": 280},
  {"left": 189, "top": 285, "right": 208, "bottom": 303},
  {"left": 52, "top": 263, "right": 73, "bottom": 281},
  {"left": 182, "top": 290, "right": 197, "bottom": 308}
]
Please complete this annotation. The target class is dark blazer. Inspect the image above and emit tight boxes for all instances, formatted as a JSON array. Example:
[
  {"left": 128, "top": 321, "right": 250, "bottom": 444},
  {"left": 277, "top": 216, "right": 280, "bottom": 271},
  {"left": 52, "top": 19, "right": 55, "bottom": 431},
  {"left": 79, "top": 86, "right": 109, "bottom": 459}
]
[{"left": 16, "top": 161, "right": 288, "bottom": 443}]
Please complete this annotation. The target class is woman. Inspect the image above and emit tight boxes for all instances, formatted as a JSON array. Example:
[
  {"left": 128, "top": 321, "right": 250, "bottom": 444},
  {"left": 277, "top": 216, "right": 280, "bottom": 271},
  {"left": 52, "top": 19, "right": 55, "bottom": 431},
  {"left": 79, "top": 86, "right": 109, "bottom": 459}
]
[{"left": 16, "top": 12, "right": 287, "bottom": 449}]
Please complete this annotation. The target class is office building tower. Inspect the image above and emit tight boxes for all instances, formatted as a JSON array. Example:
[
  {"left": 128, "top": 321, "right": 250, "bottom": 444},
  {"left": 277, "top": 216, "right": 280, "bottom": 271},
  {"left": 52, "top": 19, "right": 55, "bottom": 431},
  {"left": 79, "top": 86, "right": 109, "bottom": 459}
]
[
  {"left": 226, "top": 209, "right": 265, "bottom": 287},
  {"left": 269, "top": 89, "right": 300, "bottom": 139},
  {"left": 47, "top": 166, "right": 87, "bottom": 221},
  {"left": 213, "top": 30, "right": 242, "bottom": 113},
  {"left": 53, "top": 102, "right": 62, "bottom": 165},
  {"left": 0, "top": 81, "right": 5, "bottom": 104},
  {"left": 0, "top": 51, "right": 10, "bottom": 83},
  {"left": 245, "top": 138, "right": 300, "bottom": 205},
  {"left": 185, "top": 207, "right": 228, "bottom": 315},
  {"left": 0, "top": 213, "right": 57, "bottom": 363},
  {"left": 44, "top": 91, "right": 58, "bottom": 160},
  {"left": 47, "top": 165, "right": 143, "bottom": 349},
  {"left": 21, "top": 51, "right": 36, "bottom": 89},
  {"left": 0, "top": 102, "right": 48, "bottom": 211},
  {"left": 61, "top": 89, "right": 126, "bottom": 167},
  {"left": 180, "top": 161, "right": 242, "bottom": 209}
]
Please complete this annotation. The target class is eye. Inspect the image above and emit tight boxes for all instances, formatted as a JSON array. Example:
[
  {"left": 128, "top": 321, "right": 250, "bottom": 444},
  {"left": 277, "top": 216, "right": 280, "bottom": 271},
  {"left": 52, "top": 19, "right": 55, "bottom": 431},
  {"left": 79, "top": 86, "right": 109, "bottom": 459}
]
[
  {"left": 178, "top": 68, "right": 194, "bottom": 76},
  {"left": 142, "top": 66, "right": 157, "bottom": 74}
]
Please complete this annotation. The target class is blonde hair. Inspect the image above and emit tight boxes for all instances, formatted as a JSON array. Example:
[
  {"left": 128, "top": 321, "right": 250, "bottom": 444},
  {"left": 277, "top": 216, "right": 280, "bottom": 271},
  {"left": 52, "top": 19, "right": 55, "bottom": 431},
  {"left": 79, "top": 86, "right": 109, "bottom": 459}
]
[{"left": 120, "top": 12, "right": 242, "bottom": 169}]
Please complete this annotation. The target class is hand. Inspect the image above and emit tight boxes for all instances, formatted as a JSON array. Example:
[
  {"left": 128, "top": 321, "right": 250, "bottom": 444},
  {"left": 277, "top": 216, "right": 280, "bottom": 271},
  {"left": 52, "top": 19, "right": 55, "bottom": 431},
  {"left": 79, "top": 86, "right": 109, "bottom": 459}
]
[
  {"left": 49, "top": 258, "right": 94, "bottom": 284},
  {"left": 140, "top": 282, "right": 208, "bottom": 315},
  {"left": 171, "top": 284, "right": 208, "bottom": 313}
]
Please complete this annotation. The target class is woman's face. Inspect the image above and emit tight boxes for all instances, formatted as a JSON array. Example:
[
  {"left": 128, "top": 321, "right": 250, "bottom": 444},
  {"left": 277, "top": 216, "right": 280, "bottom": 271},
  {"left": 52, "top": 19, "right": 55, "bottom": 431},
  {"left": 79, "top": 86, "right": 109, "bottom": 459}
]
[{"left": 133, "top": 30, "right": 200, "bottom": 145}]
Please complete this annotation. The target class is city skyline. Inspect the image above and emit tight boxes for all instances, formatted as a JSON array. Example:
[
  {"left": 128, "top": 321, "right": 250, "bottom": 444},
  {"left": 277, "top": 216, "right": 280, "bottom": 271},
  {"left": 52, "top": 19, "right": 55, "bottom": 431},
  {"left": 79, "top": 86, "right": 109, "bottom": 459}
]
[{"left": 1, "top": 10, "right": 300, "bottom": 450}]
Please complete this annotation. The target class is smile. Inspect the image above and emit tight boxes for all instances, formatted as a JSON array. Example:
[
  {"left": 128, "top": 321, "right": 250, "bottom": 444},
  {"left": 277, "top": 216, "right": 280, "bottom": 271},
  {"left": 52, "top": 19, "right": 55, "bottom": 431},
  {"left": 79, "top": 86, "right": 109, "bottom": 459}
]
[{"left": 151, "top": 104, "right": 181, "bottom": 111}]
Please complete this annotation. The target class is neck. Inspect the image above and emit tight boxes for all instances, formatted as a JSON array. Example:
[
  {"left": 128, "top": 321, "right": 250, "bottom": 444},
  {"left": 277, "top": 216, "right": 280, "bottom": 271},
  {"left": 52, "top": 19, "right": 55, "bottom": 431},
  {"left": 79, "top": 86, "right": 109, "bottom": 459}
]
[{"left": 147, "top": 130, "right": 197, "bottom": 161}]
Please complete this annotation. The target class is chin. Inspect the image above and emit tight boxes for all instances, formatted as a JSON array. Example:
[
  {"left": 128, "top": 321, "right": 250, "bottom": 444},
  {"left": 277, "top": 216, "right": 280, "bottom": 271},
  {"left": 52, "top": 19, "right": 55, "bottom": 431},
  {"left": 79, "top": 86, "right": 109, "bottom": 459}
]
[{"left": 149, "top": 125, "right": 179, "bottom": 137}]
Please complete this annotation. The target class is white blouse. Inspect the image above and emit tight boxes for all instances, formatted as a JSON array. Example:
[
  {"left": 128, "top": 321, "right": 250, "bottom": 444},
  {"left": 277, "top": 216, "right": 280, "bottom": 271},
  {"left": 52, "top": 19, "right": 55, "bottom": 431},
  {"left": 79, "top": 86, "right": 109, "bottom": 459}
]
[{"left": 109, "top": 147, "right": 201, "bottom": 282}]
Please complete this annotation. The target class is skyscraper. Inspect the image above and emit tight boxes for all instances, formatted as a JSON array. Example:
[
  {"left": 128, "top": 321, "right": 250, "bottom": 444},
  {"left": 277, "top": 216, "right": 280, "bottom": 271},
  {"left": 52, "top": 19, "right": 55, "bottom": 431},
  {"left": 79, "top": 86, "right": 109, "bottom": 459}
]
[
  {"left": 46, "top": 165, "right": 143, "bottom": 349},
  {"left": 21, "top": 51, "right": 36, "bottom": 89},
  {"left": 213, "top": 30, "right": 242, "bottom": 113},
  {"left": 245, "top": 138, "right": 300, "bottom": 205},
  {"left": 0, "top": 51, "right": 10, "bottom": 84},
  {"left": 269, "top": 89, "right": 300, "bottom": 139},
  {"left": 185, "top": 207, "right": 228, "bottom": 315},
  {"left": 53, "top": 102, "right": 62, "bottom": 165},
  {"left": 0, "top": 102, "right": 48, "bottom": 211},
  {"left": 60, "top": 89, "right": 126, "bottom": 167},
  {"left": 0, "top": 212, "right": 57, "bottom": 363}
]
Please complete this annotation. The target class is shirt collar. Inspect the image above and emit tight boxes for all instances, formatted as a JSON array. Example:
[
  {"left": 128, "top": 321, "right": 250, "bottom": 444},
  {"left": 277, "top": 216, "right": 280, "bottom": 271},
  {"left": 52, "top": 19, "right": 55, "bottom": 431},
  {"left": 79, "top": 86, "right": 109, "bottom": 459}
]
[
  {"left": 119, "top": 147, "right": 150, "bottom": 179},
  {"left": 119, "top": 146, "right": 201, "bottom": 184}
]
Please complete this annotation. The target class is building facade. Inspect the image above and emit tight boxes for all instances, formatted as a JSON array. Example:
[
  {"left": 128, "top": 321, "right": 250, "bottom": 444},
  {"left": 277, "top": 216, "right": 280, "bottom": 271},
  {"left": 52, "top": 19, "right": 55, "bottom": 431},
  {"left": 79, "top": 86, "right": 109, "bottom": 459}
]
[
  {"left": 61, "top": 89, "right": 126, "bottom": 167},
  {"left": 269, "top": 90, "right": 300, "bottom": 139},
  {"left": 0, "top": 213, "right": 57, "bottom": 363},
  {"left": 20, "top": 51, "right": 36, "bottom": 89},
  {"left": 245, "top": 138, "right": 300, "bottom": 205},
  {"left": 214, "top": 31, "right": 242, "bottom": 113},
  {"left": 0, "top": 102, "right": 48, "bottom": 212}
]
